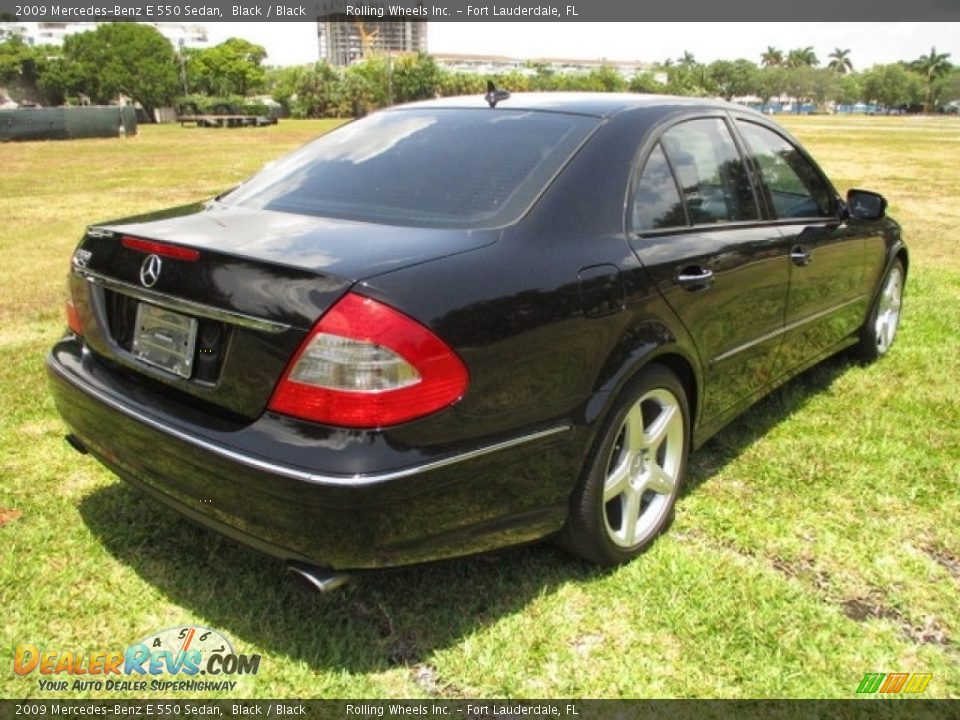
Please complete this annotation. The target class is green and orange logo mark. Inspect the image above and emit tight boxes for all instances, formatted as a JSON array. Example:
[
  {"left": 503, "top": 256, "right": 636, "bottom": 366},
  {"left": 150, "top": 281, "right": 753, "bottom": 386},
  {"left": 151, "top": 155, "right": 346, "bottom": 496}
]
[{"left": 856, "top": 672, "right": 932, "bottom": 695}]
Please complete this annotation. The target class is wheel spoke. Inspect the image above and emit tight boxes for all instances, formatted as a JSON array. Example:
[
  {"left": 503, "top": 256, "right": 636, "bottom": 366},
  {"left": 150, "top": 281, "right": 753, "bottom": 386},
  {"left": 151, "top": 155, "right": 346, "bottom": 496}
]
[
  {"left": 877, "top": 301, "right": 900, "bottom": 349},
  {"left": 604, "top": 460, "right": 630, "bottom": 502},
  {"left": 645, "top": 465, "right": 676, "bottom": 495},
  {"left": 619, "top": 487, "right": 641, "bottom": 544},
  {"left": 876, "top": 313, "right": 889, "bottom": 348},
  {"left": 644, "top": 403, "right": 677, "bottom": 450},
  {"left": 623, "top": 404, "right": 646, "bottom": 453}
]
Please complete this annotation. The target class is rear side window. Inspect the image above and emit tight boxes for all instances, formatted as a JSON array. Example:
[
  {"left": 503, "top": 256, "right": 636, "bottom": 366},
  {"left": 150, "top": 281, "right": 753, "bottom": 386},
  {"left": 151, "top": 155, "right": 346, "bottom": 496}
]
[
  {"left": 737, "top": 121, "right": 834, "bottom": 219},
  {"left": 632, "top": 143, "right": 687, "bottom": 231},
  {"left": 222, "top": 109, "right": 598, "bottom": 229},
  {"left": 660, "top": 118, "right": 759, "bottom": 225}
]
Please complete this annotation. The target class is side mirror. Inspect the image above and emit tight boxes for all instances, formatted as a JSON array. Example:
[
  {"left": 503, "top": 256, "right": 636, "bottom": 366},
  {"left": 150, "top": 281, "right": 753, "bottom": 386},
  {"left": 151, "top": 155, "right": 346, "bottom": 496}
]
[{"left": 847, "top": 189, "right": 887, "bottom": 220}]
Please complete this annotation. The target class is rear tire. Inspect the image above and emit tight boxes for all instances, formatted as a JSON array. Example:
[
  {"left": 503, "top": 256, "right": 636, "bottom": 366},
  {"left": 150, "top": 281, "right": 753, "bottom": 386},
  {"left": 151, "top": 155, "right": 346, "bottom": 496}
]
[
  {"left": 558, "top": 364, "right": 690, "bottom": 566},
  {"left": 856, "top": 259, "right": 904, "bottom": 362}
]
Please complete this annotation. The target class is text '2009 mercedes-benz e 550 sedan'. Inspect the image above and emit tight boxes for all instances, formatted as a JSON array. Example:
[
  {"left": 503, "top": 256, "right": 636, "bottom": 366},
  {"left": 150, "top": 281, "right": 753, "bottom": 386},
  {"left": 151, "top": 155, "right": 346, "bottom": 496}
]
[{"left": 48, "top": 92, "right": 907, "bottom": 583}]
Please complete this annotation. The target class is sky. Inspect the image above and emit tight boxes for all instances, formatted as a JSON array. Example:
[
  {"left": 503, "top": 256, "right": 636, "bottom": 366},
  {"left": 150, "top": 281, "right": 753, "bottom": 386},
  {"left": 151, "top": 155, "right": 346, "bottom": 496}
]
[{"left": 205, "top": 22, "right": 960, "bottom": 69}]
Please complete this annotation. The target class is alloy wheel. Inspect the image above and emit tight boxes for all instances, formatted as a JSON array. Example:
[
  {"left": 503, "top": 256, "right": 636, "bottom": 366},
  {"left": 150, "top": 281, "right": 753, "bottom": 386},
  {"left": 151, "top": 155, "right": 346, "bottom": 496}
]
[
  {"left": 602, "top": 387, "right": 684, "bottom": 548},
  {"left": 874, "top": 265, "right": 903, "bottom": 354}
]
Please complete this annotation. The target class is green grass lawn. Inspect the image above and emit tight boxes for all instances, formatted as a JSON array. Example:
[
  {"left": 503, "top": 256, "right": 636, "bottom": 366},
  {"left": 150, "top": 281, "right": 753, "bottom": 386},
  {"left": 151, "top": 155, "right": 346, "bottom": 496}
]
[{"left": 1, "top": 116, "right": 958, "bottom": 699}]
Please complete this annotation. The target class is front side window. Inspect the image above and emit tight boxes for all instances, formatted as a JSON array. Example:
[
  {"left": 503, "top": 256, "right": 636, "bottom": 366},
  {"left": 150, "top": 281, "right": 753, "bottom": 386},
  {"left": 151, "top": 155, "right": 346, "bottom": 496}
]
[
  {"left": 631, "top": 143, "right": 687, "bottom": 231},
  {"left": 222, "top": 109, "right": 598, "bottom": 229},
  {"left": 660, "top": 118, "right": 759, "bottom": 225},
  {"left": 737, "top": 121, "right": 834, "bottom": 219}
]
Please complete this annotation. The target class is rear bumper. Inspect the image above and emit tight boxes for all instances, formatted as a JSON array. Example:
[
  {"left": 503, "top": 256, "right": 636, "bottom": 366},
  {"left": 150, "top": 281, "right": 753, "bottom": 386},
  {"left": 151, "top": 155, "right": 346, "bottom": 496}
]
[{"left": 48, "top": 340, "right": 575, "bottom": 569}]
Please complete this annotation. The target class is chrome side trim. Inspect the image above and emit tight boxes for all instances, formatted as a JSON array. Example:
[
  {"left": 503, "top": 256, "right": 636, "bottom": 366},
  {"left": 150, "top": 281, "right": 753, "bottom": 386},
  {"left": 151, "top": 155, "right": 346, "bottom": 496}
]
[
  {"left": 711, "top": 294, "right": 866, "bottom": 366},
  {"left": 76, "top": 269, "right": 291, "bottom": 334},
  {"left": 48, "top": 355, "right": 572, "bottom": 488}
]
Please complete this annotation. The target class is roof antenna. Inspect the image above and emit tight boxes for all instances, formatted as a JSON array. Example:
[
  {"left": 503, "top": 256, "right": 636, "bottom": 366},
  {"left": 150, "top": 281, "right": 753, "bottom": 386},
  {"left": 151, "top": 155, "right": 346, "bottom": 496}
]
[{"left": 485, "top": 81, "right": 510, "bottom": 109}]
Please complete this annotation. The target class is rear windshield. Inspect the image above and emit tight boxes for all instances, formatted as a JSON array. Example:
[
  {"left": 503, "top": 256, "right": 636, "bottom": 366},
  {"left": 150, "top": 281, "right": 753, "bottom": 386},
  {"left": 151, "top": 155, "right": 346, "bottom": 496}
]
[{"left": 221, "top": 109, "right": 598, "bottom": 228}]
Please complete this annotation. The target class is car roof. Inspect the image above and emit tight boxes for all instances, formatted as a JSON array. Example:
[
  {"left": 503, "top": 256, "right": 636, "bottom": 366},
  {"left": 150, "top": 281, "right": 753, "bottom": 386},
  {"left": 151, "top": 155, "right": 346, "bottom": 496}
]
[{"left": 393, "top": 92, "right": 752, "bottom": 119}]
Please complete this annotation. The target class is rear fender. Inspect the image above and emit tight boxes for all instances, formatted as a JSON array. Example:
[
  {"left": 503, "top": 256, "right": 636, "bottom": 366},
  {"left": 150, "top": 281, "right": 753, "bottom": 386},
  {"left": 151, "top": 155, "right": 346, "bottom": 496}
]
[{"left": 580, "top": 314, "right": 703, "bottom": 436}]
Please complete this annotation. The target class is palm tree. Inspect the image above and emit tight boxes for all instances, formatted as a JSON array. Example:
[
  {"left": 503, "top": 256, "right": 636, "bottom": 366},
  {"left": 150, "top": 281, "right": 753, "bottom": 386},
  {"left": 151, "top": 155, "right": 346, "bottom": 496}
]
[
  {"left": 912, "top": 46, "right": 952, "bottom": 112},
  {"left": 787, "top": 47, "right": 819, "bottom": 68},
  {"left": 678, "top": 51, "right": 696, "bottom": 67},
  {"left": 827, "top": 48, "right": 853, "bottom": 74},
  {"left": 761, "top": 46, "right": 783, "bottom": 68}
]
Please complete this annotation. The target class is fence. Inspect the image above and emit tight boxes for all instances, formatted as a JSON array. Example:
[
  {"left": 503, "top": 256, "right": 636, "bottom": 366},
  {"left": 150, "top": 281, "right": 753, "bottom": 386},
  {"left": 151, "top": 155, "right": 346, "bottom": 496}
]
[{"left": 0, "top": 106, "right": 137, "bottom": 142}]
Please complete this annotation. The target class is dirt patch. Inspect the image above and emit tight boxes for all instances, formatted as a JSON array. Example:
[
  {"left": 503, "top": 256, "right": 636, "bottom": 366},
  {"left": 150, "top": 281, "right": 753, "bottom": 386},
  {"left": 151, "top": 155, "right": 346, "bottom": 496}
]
[
  {"left": 770, "top": 556, "right": 804, "bottom": 577},
  {"left": 388, "top": 636, "right": 419, "bottom": 666},
  {"left": 770, "top": 555, "right": 833, "bottom": 593},
  {"left": 907, "top": 617, "right": 951, "bottom": 646},
  {"left": 0, "top": 508, "right": 23, "bottom": 527},
  {"left": 571, "top": 633, "right": 603, "bottom": 658},
  {"left": 924, "top": 544, "right": 960, "bottom": 581},
  {"left": 412, "top": 664, "right": 443, "bottom": 693},
  {"left": 350, "top": 598, "right": 394, "bottom": 638},
  {"left": 841, "top": 597, "right": 904, "bottom": 623},
  {"left": 412, "top": 663, "right": 471, "bottom": 698},
  {"left": 348, "top": 598, "right": 422, "bottom": 665},
  {"left": 689, "top": 533, "right": 953, "bottom": 649},
  {"left": 842, "top": 597, "right": 951, "bottom": 647},
  {"left": 739, "top": 548, "right": 952, "bottom": 649}
]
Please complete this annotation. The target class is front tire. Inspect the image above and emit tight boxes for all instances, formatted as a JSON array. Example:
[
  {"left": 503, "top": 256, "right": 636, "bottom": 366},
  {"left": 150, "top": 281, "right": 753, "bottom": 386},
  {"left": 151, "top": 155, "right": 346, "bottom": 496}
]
[
  {"left": 857, "top": 259, "right": 904, "bottom": 362},
  {"left": 559, "top": 364, "right": 690, "bottom": 566}
]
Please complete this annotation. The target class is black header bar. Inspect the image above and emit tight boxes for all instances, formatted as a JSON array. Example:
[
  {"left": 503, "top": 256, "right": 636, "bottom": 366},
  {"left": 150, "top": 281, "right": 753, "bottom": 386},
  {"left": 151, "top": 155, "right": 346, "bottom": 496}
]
[{"left": 2, "top": 0, "right": 960, "bottom": 22}]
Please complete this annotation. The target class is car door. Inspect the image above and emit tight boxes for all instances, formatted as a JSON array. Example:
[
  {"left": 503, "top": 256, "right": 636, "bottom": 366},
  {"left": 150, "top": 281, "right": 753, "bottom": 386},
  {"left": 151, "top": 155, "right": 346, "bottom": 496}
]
[
  {"left": 628, "top": 116, "right": 792, "bottom": 424},
  {"left": 734, "top": 119, "right": 870, "bottom": 373}
]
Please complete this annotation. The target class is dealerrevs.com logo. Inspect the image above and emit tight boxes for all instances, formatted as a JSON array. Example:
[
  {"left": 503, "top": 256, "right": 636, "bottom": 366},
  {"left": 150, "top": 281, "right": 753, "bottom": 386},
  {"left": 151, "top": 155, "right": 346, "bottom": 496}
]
[{"left": 14, "top": 626, "right": 261, "bottom": 693}]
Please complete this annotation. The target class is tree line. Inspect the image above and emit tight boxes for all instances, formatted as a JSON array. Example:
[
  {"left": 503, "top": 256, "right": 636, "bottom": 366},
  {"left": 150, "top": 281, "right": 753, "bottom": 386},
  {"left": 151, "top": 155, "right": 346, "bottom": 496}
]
[{"left": 1, "top": 23, "right": 957, "bottom": 120}]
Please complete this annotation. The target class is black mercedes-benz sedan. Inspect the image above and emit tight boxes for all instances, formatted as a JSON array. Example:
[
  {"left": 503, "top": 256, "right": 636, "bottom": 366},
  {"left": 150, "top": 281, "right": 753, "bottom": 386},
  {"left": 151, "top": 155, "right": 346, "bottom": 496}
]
[{"left": 48, "top": 93, "right": 907, "bottom": 582}]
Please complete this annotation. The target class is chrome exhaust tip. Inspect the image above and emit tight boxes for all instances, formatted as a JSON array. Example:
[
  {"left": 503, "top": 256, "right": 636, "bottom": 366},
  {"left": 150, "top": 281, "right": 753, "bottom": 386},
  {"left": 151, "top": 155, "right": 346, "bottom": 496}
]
[{"left": 287, "top": 562, "right": 350, "bottom": 592}]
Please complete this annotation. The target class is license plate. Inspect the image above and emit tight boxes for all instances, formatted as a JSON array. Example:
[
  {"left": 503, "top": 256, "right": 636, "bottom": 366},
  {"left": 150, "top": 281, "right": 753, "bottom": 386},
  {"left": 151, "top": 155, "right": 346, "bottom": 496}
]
[{"left": 132, "top": 303, "right": 198, "bottom": 379}]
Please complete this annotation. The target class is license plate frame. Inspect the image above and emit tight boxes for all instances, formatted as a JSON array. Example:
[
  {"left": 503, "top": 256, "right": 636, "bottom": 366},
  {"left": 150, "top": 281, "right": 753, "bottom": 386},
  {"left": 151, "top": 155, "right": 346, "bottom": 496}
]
[{"left": 131, "top": 302, "right": 198, "bottom": 379}]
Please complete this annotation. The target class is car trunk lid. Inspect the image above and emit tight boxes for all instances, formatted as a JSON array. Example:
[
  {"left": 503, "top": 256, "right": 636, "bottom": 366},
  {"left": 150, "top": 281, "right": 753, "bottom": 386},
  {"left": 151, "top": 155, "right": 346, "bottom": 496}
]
[{"left": 69, "top": 203, "right": 496, "bottom": 421}]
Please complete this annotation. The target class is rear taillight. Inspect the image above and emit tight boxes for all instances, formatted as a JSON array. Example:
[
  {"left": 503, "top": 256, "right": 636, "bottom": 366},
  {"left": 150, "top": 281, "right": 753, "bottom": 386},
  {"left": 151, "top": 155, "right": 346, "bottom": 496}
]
[
  {"left": 65, "top": 277, "right": 82, "bottom": 336},
  {"left": 65, "top": 299, "right": 83, "bottom": 336},
  {"left": 268, "top": 293, "right": 468, "bottom": 428}
]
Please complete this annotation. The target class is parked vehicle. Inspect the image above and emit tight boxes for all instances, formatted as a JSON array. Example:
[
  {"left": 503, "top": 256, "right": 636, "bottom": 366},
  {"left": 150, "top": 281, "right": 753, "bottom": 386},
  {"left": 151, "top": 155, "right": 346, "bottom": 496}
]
[{"left": 48, "top": 93, "right": 906, "bottom": 584}]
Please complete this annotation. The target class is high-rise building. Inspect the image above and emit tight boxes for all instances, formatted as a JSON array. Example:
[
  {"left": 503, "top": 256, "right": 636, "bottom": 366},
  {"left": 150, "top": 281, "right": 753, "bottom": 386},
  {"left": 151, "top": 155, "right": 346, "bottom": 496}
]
[{"left": 316, "top": 19, "right": 427, "bottom": 66}]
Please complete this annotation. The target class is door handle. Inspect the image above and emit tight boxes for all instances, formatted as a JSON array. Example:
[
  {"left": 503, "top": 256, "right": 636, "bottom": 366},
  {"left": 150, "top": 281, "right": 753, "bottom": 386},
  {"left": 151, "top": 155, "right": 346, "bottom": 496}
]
[
  {"left": 791, "top": 246, "right": 812, "bottom": 266},
  {"left": 675, "top": 265, "right": 714, "bottom": 291}
]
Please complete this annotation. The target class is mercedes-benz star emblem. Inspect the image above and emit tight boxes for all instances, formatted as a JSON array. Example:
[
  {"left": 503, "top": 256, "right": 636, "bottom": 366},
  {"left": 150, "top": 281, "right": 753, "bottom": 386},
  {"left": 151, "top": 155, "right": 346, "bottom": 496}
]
[{"left": 140, "top": 254, "right": 163, "bottom": 288}]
